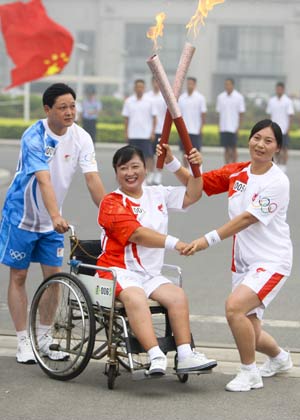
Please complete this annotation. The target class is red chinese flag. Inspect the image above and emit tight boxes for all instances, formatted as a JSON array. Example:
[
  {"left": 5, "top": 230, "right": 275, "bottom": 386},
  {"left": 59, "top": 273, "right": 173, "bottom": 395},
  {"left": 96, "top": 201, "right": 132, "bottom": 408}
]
[{"left": 0, "top": 0, "right": 74, "bottom": 89}]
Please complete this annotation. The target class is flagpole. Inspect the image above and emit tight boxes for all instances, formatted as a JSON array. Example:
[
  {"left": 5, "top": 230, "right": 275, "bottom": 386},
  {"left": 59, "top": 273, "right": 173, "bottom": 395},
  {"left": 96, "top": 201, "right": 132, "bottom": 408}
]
[{"left": 23, "top": 82, "right": 30, "bottom": 122}]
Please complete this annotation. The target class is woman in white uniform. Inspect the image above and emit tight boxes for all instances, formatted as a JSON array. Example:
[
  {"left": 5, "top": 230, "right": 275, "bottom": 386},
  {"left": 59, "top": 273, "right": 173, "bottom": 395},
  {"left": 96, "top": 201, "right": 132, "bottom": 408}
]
[
  {"left": 162, "top": 119, "right": 293, "bottom": 391},
  {"left": 97, "top": 145, "right": 217, "bottom": 377}
]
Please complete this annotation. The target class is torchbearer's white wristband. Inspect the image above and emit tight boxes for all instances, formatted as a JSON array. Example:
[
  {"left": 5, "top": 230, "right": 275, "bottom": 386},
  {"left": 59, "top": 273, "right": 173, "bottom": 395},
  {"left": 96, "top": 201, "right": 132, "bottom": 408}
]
[
  {"left": 165, "top": 235, "right": 179, "bottom": 250},
  {"left": 204, "top": 230, "right": 221, "bottom": 247},
  {"left": 165, "top": 157, "right": 181, "bottom": 173}
]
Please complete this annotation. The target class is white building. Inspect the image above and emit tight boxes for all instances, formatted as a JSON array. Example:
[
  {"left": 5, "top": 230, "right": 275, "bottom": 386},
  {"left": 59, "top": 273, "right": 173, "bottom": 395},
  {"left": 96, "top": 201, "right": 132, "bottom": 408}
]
[{"left": 1, "top": 0, "right": 300, "bottom": 102}]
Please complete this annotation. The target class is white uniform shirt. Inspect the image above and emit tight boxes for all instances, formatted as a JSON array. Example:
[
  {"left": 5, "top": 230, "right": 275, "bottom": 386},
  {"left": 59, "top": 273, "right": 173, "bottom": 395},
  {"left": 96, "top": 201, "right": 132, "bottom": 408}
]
[
  {"left": 145, "top": 91, "right": 167, "bottom": 135},
  {"left": 122, "top": 94, "right": 157, "bottom": 139},
  {"left": 2, "top": 119, "right": 98, "bottom": 232},
  {"left": 98, "top": 185, "right": 186, "bottom": 276},
  {"left": 216, "top": 90, "right": 246, "bottom": 133},
  {"left": 179, "top": 91, "right": 207, "bottom": 135},
  {"left": 203, "top": 162, "right": 292, "bottom": 276},
  {"left": 266, "top": 94, "right": 294, "bottom": 135}
]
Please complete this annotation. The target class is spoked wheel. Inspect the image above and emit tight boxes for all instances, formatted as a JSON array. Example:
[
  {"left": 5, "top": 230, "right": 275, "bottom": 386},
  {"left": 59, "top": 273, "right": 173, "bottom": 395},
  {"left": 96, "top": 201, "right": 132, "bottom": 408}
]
[
  {"left": 29, "top": 273, "right": 96, "bottom": 381},
  {"left": 174, "top": 354, "right": 189, "bottom": 383},
  {"left": 112, "top": 313, "right": 169, "bottom": 372}
]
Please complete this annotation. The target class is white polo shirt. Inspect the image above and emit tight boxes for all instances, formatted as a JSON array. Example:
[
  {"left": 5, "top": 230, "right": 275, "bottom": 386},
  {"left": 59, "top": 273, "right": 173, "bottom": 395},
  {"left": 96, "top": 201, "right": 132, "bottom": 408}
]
[
  {"left": 216, "top": 90, "right": 246, "bottom": 133},
  {"left": 179, "top": 90, "right": 207, "bottom": 135},
  {"left": 122, "top": 94, "right": 157, "bottom": 139},
  {"left": 145, "top": 90, "right": 167, "bottom": 135},
  {"left": 266, "top": 94, "right": 294, "bottom": 135}
]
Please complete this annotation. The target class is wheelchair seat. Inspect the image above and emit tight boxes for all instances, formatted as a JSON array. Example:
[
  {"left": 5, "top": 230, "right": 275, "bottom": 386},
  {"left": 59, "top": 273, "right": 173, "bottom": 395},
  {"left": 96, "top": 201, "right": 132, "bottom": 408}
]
[{"left": 114, "top": 299, "right": 162, "bottom": 310}]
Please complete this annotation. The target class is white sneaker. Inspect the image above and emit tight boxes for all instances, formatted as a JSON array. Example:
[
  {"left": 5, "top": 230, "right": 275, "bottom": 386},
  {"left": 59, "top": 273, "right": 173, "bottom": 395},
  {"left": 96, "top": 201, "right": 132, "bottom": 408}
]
[
  {"left": 226, "top": 369, "right": 263, "bottom": 392},
  {"left": 176, "top": 351, "right": 217, "bottom": 373},
  {"left": 16, "top": 337, "right": 36, "bottom": 364},
  {"left": 259, "top": 353, "right": 293, "bottom": 377},
  {"left": 148, "top": 356, "right": 167, "bottom": 376},
  {"left": 38, "top": 334, "right": 69, "bottom": 361}
]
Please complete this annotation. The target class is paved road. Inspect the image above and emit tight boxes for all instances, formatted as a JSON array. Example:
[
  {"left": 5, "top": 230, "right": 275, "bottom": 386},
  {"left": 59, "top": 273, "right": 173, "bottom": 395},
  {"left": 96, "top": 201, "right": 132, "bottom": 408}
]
[{"left": 0, "top": 143, "right": 299, "bottom": 420}]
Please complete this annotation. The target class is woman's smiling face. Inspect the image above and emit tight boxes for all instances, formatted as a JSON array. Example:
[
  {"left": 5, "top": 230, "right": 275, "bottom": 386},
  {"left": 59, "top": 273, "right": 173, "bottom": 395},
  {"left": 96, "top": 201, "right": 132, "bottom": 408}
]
[
  {"left": 249, "top": 126, "right": 280, "bottom": 164},
  {"left": 116, "top": 154, "right": 146, "bottom": 196}
]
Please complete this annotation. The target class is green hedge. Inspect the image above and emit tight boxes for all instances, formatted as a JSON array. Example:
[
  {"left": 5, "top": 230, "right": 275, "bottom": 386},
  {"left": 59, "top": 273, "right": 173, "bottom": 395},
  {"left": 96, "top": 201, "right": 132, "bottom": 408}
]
[{"left": 0, "top": 118, "right": 299, "bottom": 149}]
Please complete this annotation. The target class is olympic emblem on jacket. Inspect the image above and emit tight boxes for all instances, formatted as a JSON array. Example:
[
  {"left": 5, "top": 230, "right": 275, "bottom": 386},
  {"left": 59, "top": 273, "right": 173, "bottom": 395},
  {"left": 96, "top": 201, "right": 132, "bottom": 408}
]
[
  {"left": 251, "top": 195, "right": 278, "bottom": 214},
  {"left": 10, "top": 249, "right": 26, "bottom": 261}
]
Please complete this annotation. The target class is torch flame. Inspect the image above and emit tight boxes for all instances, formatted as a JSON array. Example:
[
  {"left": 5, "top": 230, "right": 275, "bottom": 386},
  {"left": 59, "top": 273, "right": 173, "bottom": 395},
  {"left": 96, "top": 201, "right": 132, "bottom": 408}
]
[
  {"left": 147, "top": 12, "right": 166, "bottom": 51},
  {"left": 186, "top": 0, "right": 225, "bottom": 37}
]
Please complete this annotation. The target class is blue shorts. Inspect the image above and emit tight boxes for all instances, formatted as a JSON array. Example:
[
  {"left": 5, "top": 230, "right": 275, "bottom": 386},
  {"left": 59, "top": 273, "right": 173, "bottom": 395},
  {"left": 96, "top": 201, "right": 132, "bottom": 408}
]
[{"left": 0, "top": 218, "right": 64, "bottom": 270}]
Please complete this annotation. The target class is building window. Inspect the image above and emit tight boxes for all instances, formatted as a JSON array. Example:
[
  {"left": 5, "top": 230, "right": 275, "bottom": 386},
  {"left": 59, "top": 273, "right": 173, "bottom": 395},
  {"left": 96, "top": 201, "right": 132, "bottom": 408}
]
[
  {"left": 124, "top": 23, "right": 186, "bottom": 94},
  {"left": 217, "top": 25, "right": 284, "bottom": 75}
]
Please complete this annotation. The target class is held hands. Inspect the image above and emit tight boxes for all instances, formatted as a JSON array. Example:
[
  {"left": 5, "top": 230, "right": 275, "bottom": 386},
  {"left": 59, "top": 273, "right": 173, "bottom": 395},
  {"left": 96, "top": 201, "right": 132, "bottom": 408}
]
[
  {"left": 52, "top": 215, "right": 69, "bottom": 234},
  {"left": 175, "top": 240, "right": 189, "bottom": 253},
  {"left": 180, "top": 237, "right": 209, "bottom": 256}
]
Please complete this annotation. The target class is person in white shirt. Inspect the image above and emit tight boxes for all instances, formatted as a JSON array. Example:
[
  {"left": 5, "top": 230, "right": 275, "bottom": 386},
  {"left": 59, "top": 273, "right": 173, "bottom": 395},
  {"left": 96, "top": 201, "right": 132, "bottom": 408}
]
[
  {"left": 145, "top": 77, "right": 167, "bottom": 185},
  {"left": 216, "top": 79, "right": 246, "bottom": 164},
  {"left": 179, "top": 77, "right": 207, "bottom": 166},
  {"left": 266, "top": 82, "right": 294, "bottom": 173},
  {"left": 0, "top": 83, "right": 106, "bottom": 364},
  {"left": 179, "top": 119, "right": 293, "bottom": 392},
  {"left": 122, "top": 80, "right": 157, "bottom": 184}
]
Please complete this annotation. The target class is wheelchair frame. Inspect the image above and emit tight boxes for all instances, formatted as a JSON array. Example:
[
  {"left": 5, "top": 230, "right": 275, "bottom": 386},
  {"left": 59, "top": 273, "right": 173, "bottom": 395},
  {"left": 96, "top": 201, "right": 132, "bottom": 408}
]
[{"left": 29, "top": 226, "right": 196, "bottom": 389}]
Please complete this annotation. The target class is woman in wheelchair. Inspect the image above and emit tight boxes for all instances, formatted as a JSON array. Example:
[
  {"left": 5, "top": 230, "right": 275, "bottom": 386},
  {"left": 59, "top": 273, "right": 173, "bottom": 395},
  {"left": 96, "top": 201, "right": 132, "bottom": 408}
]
[{"left": 96, "top": 145, "right": 217, "bottom": 376}]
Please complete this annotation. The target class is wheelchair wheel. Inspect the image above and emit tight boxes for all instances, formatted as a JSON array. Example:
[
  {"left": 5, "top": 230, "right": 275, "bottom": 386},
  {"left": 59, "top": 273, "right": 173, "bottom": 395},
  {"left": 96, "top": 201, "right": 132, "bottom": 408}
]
[
  {"left": 29, "top": 273, "right": 96, "bottom": 381},
  {"left": 106, "top": 364, "right": 119, "bottom": 390},
  {"left": 174, "top": 354, "right": 189, "bottom": 383}
]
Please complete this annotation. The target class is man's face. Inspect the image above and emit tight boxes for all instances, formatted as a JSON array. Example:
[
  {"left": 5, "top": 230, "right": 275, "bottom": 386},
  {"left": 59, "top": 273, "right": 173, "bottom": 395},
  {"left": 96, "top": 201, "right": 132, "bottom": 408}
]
[
  {"left": 134, "top": 82, "right": 145, "bottom": 98},
  {"left": 187, "top": 79, "right": 196, "bottom": 94},
  {"left": 44, "top": 93, "right": 76, "bottom": 131},
  {"left": 276, "top": 85, "right": 284, "bottom": 97},
  {"left": 225, "top": 80, "right": 234, "bottom": 94}
]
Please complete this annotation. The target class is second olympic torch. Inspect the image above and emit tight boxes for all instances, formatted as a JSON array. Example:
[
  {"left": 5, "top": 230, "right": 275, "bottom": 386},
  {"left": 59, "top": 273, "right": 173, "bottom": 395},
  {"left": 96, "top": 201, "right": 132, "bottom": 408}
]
[
  {"left": 147, "top": 54, "right": 201, "bottom": 178},
  {"left": 156, "top": 42, "right": 195, "bottom": 169}
]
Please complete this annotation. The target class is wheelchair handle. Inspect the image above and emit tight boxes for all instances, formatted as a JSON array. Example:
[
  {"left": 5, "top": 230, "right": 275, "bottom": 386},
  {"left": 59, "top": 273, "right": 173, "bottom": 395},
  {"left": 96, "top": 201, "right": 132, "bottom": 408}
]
[{"left": 68, "top": 225, "right": 76, "bottom": 237}]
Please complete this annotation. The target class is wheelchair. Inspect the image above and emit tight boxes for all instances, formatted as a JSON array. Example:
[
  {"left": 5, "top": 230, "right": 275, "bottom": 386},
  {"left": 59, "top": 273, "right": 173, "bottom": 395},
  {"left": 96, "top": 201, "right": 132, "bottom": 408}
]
[{"left": 29, "top": 226, "right": 210, "bottom": 390}]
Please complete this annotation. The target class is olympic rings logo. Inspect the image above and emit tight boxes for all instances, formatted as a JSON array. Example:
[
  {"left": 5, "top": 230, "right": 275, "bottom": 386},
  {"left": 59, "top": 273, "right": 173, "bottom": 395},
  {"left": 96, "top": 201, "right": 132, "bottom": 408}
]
[
  {"left": 9, "top": 249, "right": 26, "bottom": 261},
  {"left": 252, "top": 197, "right": 278, "bottom": 214}
]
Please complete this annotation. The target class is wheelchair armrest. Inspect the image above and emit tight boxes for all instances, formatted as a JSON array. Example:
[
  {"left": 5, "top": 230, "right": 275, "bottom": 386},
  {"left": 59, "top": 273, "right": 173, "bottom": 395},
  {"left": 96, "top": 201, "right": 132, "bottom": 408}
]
[{"left": 161, "top": 264, "right": 182, "bottom": 287}]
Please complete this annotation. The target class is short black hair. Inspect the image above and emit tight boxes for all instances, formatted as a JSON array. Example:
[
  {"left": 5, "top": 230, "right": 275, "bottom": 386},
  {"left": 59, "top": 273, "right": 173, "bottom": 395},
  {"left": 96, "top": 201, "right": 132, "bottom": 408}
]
[
  {"left": 249, "top": 119, "right": 282, "bottom": 149},
  {"left": 187, "top": 77, "right": 197, "bottom": 83},
  {"left": 276, "top": 82, "right": 285, "bottom": 89},
  {"left": 43, "top": 83, "right": 76, "bottom": 108},
  {"left": 134, "top": 79, "right": 145, "bottom": 85},
  {"left": 112, "top": 146, "right": 146, "bottom": 172}
]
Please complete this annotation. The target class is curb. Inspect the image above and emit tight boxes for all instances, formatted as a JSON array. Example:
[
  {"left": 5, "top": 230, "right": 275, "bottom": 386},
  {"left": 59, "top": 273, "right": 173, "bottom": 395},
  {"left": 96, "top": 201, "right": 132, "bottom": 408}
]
[
  {"left": 0, "top": 168, "right": 11, "bottom": 187},
  {"left": 1, "top": 335, "right": 299, "bottom": 377}
]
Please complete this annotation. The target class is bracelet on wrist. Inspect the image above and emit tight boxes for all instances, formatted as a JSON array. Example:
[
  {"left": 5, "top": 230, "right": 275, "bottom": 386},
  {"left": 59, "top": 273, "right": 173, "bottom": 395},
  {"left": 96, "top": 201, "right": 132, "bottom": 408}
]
[
  {"left": 165, "top": 157, "right": 181, "bottom": 173},
  {"left": 204, "top": 230, "right": 221, "bottom": 247},
  {"left": 165, "top": 235, "right": 179, "bottom": 250}
]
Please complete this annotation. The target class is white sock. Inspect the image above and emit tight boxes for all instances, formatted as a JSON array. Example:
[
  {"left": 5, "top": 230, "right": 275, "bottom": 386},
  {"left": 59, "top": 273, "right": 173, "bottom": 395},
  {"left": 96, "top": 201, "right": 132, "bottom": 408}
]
[
  {"left": 16, "top": 330, "right": 28, "bottom": 342},
  {"left": 241, "top": 362, "right": 257, "bottom": 371},
  {"left": 272, "top": 348, "right": 289, "bottom": 362},
  {"left": 147, "top": 345, "right": 165, "bottom": 361},
  {"left": 177, "top": 344, "right": 193, "bottom": 362},
  {"left": 37, "top": 324, "right": 51, "bottom": 338}
]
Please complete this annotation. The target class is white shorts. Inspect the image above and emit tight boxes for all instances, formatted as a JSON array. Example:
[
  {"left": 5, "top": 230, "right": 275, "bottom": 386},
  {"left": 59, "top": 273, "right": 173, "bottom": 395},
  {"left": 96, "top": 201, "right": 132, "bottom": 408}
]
[
  {"left": 112, "top": 267, "right": 171, "bottom": 298},
  {"left": 232, "top": 266, "right": 288, "bottom": 320}
]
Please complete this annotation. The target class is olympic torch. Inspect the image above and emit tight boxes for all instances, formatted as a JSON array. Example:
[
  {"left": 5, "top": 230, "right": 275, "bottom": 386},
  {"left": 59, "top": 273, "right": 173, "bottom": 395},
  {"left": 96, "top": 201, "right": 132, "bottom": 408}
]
[
  {"left": 156, "top": 42, "right": 195, "bottom": 169},
  {"left": 147, "top": 54, "right": 201, "bottom": 178}
]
